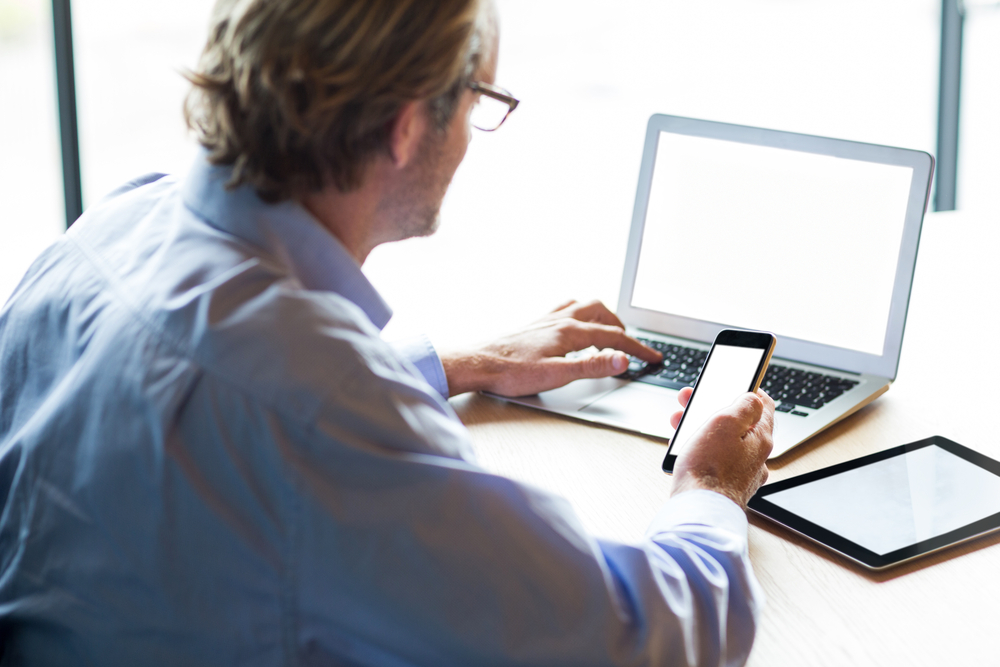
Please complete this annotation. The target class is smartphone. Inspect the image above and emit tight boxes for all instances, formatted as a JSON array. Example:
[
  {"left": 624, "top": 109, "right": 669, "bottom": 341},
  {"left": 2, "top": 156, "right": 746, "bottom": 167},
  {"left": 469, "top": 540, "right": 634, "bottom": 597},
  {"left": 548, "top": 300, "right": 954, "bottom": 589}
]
[{"left": 662, "top": 329, "right": 776, "bottom": 473}]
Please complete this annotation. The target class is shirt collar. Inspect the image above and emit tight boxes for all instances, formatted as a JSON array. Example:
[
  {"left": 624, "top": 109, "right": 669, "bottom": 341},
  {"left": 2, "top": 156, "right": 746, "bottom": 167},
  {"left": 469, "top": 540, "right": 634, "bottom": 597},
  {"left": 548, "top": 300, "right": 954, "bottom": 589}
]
[{"left": 179, "top": 151, "right": 392, "bottom": 330}]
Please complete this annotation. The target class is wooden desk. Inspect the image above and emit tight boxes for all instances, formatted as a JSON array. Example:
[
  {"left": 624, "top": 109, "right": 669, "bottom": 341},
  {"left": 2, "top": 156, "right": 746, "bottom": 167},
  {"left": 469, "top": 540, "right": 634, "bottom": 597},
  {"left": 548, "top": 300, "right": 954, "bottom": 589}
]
[{"left": 447, "top": 209, "right": 1000, "bottom": 666}]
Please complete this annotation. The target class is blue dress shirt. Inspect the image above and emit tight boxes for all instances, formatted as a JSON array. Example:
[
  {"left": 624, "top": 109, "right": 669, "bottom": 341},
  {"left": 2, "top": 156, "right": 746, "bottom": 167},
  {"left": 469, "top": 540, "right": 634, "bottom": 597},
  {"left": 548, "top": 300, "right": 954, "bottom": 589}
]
[{"left": 0, "top": 155, "right": 762, "bottom": 666}]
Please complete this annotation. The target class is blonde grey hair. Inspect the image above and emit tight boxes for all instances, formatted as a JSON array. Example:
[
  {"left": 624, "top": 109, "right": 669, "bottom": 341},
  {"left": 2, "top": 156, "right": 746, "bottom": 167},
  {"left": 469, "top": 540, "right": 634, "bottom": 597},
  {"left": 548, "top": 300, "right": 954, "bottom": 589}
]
[{"left": 185, "top": 0, "right": 489, "bottom": 202}]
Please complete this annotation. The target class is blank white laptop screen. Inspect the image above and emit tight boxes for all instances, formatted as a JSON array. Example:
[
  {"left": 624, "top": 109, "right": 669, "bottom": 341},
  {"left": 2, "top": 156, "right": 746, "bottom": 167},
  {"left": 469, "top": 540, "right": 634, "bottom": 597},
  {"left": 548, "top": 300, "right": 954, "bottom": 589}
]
[{"left": 630, "top": 133, "right": 914, "bottom": 356}]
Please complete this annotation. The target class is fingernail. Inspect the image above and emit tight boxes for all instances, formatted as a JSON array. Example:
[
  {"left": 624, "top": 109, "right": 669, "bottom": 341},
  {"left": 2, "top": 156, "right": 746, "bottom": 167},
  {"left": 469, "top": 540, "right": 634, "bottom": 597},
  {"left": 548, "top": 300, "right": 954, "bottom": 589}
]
[{"left": 612, "top": 353, "right": 627, "bottom": 372}]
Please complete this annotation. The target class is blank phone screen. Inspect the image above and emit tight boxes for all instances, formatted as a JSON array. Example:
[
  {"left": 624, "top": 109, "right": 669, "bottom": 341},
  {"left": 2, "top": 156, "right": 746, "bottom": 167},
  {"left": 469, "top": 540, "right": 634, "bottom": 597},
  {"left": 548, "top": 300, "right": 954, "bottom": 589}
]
[{"left": 669, "top": 344, "right": 768, "bottom": 456}]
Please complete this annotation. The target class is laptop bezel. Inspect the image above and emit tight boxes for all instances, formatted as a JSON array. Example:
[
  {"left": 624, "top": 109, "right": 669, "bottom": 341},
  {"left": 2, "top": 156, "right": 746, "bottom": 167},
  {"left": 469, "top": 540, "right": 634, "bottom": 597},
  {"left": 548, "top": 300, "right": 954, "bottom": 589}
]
[{"left": 615, "top": 114, "right": 934, "bottom": 381}]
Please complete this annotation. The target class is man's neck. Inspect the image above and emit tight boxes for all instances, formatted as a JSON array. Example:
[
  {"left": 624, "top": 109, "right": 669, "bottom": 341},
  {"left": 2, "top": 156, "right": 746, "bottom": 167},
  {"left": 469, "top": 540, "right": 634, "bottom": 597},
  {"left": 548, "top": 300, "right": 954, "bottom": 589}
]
[
  {"left": 299, "top": 159, "right": 402, "bottom": 265},
  {"left": 299, "top": 188, "right": 376, "bottom": 266}
]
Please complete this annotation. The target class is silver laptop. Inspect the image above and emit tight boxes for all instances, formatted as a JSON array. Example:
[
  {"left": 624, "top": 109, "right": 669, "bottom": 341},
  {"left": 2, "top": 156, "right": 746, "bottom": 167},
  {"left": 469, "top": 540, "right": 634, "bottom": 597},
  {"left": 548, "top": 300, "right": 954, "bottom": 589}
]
[{"left": 498, "top": 114, "right": 934, "bottom": 459}]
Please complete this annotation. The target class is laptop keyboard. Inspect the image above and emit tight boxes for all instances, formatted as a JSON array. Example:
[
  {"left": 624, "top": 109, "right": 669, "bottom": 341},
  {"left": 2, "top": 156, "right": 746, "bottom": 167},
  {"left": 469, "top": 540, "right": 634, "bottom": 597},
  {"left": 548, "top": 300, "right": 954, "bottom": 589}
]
[
  {"left": 619, "top": 337, "right": 860, "bottom": 416},
  {"left": 618, "top": 340, "right": 707, "bottom": 389}
]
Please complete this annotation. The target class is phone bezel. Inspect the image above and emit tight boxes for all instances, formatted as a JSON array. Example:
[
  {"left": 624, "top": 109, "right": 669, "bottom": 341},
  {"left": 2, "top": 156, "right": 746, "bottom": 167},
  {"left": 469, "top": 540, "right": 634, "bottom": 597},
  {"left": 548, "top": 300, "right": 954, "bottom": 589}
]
[{"left": 661, "top": 328, "right": 776, "bottom": 473}]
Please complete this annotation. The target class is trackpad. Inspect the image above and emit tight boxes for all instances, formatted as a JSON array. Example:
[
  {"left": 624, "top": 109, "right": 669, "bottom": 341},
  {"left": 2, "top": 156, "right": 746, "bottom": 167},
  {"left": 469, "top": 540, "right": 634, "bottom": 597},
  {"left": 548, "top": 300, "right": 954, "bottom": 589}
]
[{"left": 579, "top": 383, "right": 678, "bottom": 439}]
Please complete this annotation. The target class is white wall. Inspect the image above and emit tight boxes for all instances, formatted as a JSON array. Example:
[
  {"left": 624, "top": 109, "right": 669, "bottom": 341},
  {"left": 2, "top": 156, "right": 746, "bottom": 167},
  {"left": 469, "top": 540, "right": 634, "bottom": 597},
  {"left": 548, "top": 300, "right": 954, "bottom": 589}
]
[
  {"left": 366, "top": 0, "right": 943, "bottom": 347},
  {"left": 3, "top": 0, "right": 995, "bottom": 318}
]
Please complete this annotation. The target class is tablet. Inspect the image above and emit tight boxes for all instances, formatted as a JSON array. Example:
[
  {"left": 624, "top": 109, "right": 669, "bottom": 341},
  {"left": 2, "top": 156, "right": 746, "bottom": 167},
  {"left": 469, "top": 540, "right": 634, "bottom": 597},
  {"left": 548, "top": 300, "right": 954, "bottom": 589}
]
[{"left": 748, "top": 436, "right": 1000, "bottom": 569}]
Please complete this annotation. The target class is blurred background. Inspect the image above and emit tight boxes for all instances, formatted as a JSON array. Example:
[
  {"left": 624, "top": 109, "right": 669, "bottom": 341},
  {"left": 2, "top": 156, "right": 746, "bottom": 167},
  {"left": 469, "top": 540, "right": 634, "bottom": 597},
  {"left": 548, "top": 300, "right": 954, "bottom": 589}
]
[{"left": 1, "top": 0, "right": 997, "bottom": 345}]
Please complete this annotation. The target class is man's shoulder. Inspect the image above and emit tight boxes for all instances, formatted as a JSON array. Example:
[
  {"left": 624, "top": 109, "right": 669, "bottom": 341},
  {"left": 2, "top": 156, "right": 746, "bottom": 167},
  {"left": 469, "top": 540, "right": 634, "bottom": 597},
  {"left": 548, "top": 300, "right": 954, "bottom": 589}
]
[
  {"left": 187, "top": 281, "right": 408, "bottom": 420},
  {"left": 33, "top": 174, "right": 410, "bottom": 424}
]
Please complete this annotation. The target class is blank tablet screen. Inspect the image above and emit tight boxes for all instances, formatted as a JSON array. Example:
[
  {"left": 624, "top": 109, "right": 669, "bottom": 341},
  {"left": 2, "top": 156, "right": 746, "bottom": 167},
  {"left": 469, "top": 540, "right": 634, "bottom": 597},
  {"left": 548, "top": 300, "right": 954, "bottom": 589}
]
[{"left": 764, "top": 444, "right": 1000, "bottom": 555}]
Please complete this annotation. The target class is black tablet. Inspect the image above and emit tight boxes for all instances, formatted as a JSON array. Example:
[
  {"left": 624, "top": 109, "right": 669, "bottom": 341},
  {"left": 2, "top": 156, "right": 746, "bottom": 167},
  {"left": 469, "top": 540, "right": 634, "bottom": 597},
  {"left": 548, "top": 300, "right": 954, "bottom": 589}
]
[{"left": 748, "top": 436, "right": 1000, "bottom": 569}]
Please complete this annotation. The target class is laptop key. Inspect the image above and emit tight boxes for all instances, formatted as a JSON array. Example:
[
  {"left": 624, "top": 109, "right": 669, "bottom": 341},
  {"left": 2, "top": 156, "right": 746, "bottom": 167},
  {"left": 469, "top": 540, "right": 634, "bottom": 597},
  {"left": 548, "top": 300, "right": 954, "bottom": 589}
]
[
  {"left": 627, "top": 359, "right": 646, "bottom": 373},
  {"left": 763, "top": 364, "right": 860, "bottom": 411},
  {"left": 618, "top": 338, "right": 707, "bottom": 381},
  {"left": 624, "top": 340, "right": 860, "bottom": 412}
]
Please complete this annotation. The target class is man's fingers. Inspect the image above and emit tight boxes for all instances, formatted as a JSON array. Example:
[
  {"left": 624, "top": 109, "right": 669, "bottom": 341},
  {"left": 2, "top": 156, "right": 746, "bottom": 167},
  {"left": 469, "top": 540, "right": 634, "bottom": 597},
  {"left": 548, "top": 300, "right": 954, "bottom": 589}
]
[
  {"left": 723, "top": 392, "right": 765, "bottom": 432},
  {"left": 554, "top": 349, "right": 629, "bottom": 382},
  {"left": 755, "top": 465, "right": 770, "bottom": 489},
  {"left": 757, "top": 388, "right": 776, "bottom": 411},
  {"left": 547, "top": 300, "right": 629, "bottom": 332},
  {"left": 669, "top": 388, "right": 694, "bottom": 429},
  {"left": 670, "top": 390, "right": 774, "bottom": 508},
  {"left": 556, "top": 320, "right": 661, "bottom": 363},
  {"left": 755, "top": 389, "right": 776, "bottom": 428},
  {"left": 749, "top": 390, "right": 776, "bottom": 452},
  {"left": 568, "top": 299, "right": 627, "bottom": 329},
  {"left": 550, "top": 299, "right": 578, "bottom": 314},
  {"left": 677, "top": 386, "right": 693, "bottom": 409}
]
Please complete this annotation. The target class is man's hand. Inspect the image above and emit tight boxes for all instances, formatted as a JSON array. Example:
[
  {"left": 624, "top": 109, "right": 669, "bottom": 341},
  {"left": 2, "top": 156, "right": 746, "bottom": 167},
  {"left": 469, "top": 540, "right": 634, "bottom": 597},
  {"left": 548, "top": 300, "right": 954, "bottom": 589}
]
[
  {"left": 440, "top": 299, "right": 662, "bottom": 398},
  {"left": 669, "top": 388, "right": 775, "bottom": 508}
]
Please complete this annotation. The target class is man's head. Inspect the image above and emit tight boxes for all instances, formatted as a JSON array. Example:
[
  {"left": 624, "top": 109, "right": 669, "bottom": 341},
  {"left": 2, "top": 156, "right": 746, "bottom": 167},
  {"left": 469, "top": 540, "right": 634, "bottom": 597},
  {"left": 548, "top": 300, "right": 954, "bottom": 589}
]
[{"left": 185, "top": 0, "right": 495, "bottom": 205}]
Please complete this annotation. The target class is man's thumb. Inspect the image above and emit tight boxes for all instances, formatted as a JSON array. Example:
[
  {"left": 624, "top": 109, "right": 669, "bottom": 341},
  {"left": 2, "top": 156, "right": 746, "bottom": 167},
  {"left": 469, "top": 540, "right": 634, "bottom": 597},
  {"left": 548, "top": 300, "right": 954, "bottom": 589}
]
[
  {"left": 568, "top": 350, "right": 628, "bottom": 380},
  {"left": 726, "top": 392, "right": 764, "bottom": 428}
]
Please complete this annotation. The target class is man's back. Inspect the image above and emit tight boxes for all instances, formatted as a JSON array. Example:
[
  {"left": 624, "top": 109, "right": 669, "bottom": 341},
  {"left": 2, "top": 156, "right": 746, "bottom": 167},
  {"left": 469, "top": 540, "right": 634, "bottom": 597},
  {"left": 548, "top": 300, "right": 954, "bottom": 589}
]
[
  {"left": 0, "top": 161, "right": 763, "bottom": 666},
  {"left": 0, "top": 0, "right": 781, "bottom": 660},
  {"left": 0, "top": 167, "right": 470, "bottom": 664}
]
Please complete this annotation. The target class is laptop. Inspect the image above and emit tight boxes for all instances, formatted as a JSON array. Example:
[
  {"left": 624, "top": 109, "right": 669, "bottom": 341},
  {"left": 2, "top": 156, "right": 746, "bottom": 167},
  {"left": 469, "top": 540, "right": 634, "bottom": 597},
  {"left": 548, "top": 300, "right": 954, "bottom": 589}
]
[{"left": 496, "top": 114, "right": 934, "bottom": 459}]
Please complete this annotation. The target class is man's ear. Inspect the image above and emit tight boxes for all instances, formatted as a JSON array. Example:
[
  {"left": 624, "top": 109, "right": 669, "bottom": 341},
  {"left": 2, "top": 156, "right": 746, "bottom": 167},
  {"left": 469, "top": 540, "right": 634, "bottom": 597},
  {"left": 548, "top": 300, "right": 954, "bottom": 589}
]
[{"left": 388, "top": 100, "right": 427, "bottom": 169}]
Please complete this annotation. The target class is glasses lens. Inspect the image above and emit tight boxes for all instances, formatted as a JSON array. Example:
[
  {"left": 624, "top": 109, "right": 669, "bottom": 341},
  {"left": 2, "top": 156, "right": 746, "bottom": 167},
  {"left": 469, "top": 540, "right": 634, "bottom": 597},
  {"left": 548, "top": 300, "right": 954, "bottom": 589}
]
[{"left": 470, "top": 95, "right": 510, "bottom": 131}]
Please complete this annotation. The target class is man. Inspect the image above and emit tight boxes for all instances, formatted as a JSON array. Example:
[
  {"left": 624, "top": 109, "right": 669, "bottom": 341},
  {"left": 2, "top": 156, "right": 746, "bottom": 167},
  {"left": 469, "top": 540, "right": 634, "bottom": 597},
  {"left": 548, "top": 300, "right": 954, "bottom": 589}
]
[{"left": 0, "top": 0, "right": 774, "bottom": 664}]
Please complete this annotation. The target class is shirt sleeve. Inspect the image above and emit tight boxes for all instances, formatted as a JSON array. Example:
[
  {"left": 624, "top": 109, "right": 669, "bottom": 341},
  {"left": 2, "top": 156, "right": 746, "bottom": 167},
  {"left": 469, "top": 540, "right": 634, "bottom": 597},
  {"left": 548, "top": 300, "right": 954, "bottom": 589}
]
[
  {"left": 641, "top": 490, "right": 765, "bottom": 666},
  {"left": 289, "top": 356, "right": 764, "bottom": 667},
  {"left": 387, "top": 334, "right": 449, "bottom": 398}
]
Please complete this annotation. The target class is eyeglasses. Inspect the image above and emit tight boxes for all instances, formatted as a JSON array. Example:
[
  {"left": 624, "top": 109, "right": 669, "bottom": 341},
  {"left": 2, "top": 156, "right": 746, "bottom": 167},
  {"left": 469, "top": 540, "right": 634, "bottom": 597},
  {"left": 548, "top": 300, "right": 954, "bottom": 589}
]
[{"left": 467, "top": 81, "right": 519, "bottom": 131}]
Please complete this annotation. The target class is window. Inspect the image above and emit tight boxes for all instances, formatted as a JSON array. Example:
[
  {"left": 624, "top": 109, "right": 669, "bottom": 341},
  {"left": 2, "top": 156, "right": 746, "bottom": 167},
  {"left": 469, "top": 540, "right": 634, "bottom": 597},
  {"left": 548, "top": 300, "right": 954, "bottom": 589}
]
[
  {"left": 73, "top": 0, "right": 210, "bottom": 205},
  {"left": 368, "top": 0, "right": 945, "bottom": 343},
  {"left": 0, "top": 0, "right": 63, "bottom": 303},
  {"left": 3, "top": 0, "right": 996, "bottom": 313}
]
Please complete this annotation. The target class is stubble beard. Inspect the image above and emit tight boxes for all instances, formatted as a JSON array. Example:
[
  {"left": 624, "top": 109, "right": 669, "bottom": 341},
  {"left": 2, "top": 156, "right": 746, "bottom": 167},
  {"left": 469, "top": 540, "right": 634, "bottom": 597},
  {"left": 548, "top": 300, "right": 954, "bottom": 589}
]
[{"left": 388, "top": 127, "right": 453, "bottom": 241}]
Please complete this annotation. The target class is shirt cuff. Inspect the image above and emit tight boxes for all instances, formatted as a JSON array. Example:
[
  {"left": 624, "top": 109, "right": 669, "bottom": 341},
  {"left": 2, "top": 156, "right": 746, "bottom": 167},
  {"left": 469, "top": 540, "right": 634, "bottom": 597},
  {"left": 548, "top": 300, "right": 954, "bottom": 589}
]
[
  {"left": 389, "top": 334, "right": 449, "bottom": 399},
  {"left": 646, "top": 489, "right": 748, "bottom": 541}
]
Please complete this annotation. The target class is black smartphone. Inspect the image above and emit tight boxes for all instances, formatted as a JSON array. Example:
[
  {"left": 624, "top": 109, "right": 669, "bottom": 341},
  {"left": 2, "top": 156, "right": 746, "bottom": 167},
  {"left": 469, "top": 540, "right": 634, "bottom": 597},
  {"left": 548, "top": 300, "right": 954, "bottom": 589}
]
[{"left": 662, "top": 329, "right": 776, "bottom": 473}]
